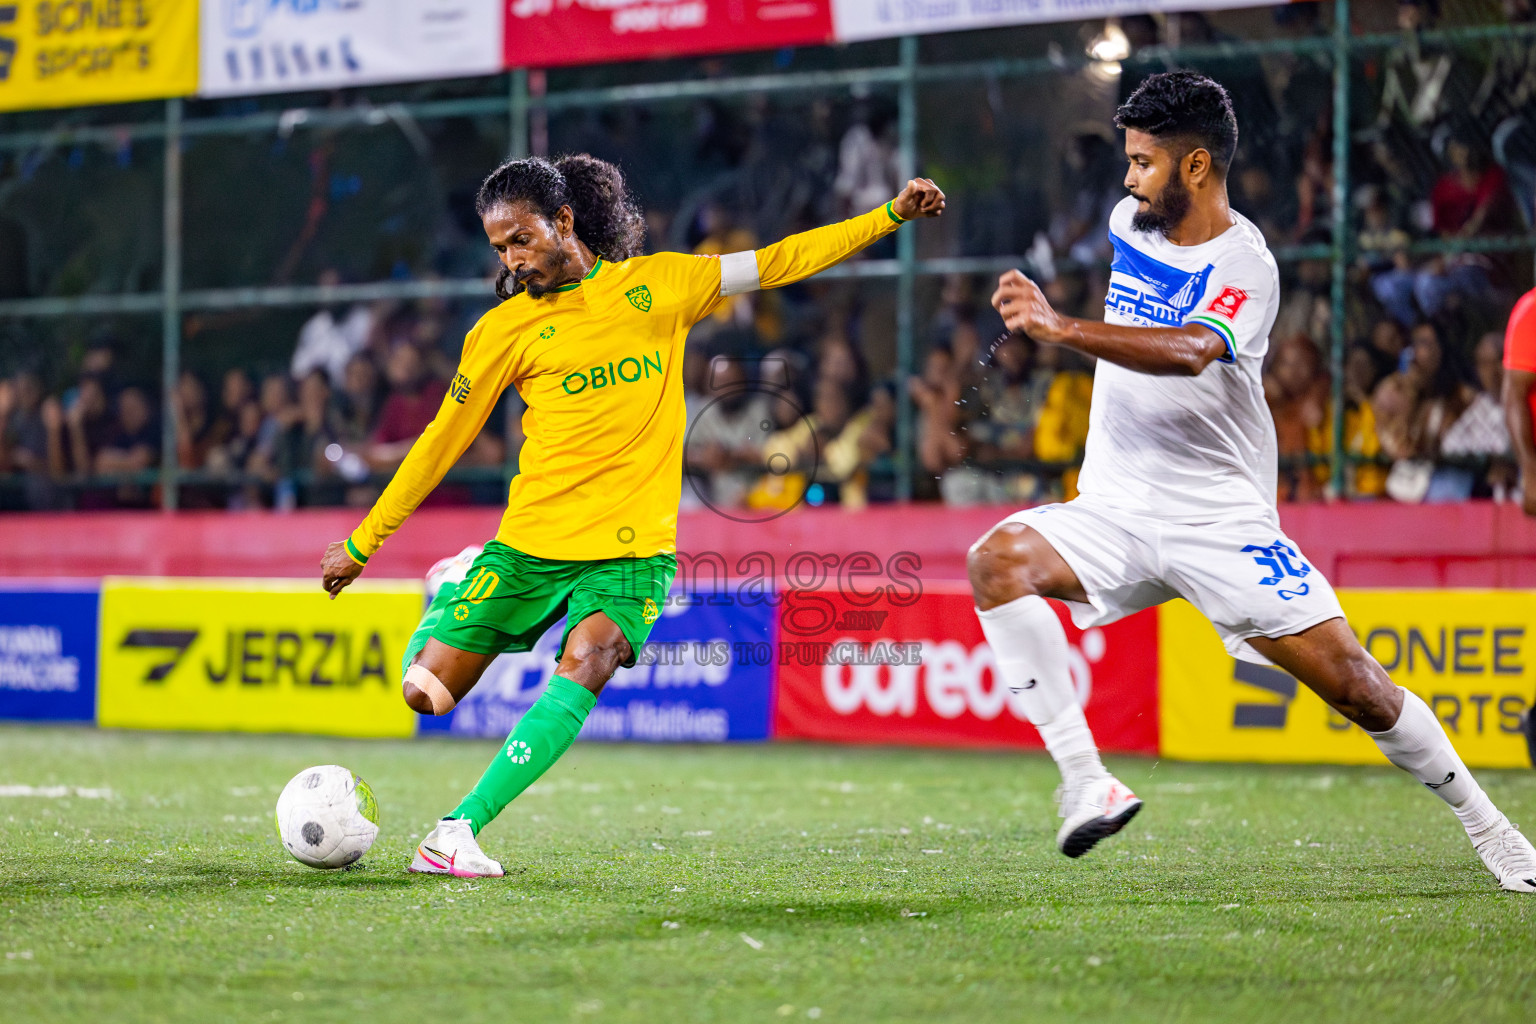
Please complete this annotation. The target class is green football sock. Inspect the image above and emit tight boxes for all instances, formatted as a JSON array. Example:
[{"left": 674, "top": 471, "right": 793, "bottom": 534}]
[{"left": 448, "top": 675, "right": 597, "bottom": 834}]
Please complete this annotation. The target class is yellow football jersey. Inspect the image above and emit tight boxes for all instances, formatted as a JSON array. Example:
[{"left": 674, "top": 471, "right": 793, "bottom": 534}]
[{"left": 345, "top": 202, "right": 906, "bottom": 564}]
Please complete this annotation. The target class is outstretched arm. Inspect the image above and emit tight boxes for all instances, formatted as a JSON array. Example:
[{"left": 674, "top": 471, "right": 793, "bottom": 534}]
[
  {"left": 992, "top": 270, "right": 1230, "bottom": 377},
  {"left": 322, "top": 332, "right": 506, "bottom": 598},
  {"left": 718, "top": 179, "right": 944, "bottom": 298}
]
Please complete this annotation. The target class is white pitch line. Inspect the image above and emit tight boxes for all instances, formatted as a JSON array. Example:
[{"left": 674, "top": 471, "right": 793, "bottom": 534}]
[{"left": 0, "top": 785, "right": 113, "bottom": 799}]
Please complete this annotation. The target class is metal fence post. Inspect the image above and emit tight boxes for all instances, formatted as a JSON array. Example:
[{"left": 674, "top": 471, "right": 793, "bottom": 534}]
[
  {"left": 896, "top": 35, "right": 919, "bottom": 502},
  {"left": 509, "top": 68, "right": 530, "bottom": 159},
  {"left": 1328, "top": 0, "right": 1351, "bottom": 497},
  {"left": 160, "top": 97, "right": 183, "bottom": 511}
]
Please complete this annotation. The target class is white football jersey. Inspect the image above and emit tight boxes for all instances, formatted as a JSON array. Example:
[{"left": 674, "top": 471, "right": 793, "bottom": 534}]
[{"left": 1074, "top": 196, "right": 1281, "bottom": 522}]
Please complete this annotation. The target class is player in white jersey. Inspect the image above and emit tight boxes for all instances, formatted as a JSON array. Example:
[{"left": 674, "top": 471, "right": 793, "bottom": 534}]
[{"left": 967, "top": 71, "right": 1536, "bottom": 891}]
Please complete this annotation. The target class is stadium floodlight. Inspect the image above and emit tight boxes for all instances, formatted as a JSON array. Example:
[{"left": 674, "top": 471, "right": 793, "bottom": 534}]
[{"left": 1087, "top": 19, "right": 1132, "bottom": 63}]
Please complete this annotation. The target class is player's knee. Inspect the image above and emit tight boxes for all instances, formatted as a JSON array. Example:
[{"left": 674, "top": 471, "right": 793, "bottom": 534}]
[
  {"left": 1332, "top": 652, "right": 1397, "bottom": 731},
  {"left": 402, "top": 681, "right": 436, "bottom": 715},
  {"left": 402, "top": 664, "right": 457, "bottom": 716},
  {"left": 559, "top": 635, "right": 624, "bottom": 691},
  {"left": 967, "top": 524, "right": 1042, "bottom": 605}
]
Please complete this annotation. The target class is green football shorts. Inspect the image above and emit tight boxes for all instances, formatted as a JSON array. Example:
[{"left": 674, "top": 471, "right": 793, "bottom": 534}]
[{"left": 402, "top": 540, "right": 676, "bottom": 672}]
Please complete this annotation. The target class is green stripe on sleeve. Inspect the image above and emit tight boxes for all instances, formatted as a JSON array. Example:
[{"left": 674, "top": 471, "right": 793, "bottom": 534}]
[
  {"left": 344, "top": 537, "right": 370, "bottom": 566},
  {"left": 1189, "top": 315, "right": 1238, "bottom": 363},
  {"left": 885, "top": 201, "right": 906, "bottom": 224}
]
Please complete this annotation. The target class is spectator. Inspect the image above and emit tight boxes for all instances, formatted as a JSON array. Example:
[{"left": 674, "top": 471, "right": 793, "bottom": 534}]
[
  {"left": 94, "top": 386, "right": 160, "bottom": 509},
  {"left": 824, "top": 381, "right": 896, "bottom": 511},
  {"left": 215, "top": 401, "right": 267, "bottom": 509},
  {"left": 909, "top": 346, "right": 967, "bottom": 483},
  {"left": 1439, "top": 332, "right": 1513, "bottom": 498},
  {"left": 1358, "top": 189, "right": 1419, "bottom": 329},
  {"left": 971, "top": 333, "right": 1037, "bottom": 463},
  {"left": 173, "top": 371, "right": 215, "bottom": 472},
  {"left": 1368, "top": 318, "right": 1409, "bottom": 372},
  {"left": 254, "top": 373, "right": 300, "bottom": 467},
  {"left": 1311, "top": 343, "right": 1390, "bottom": 499},
  {"left": 1414, "top": 138, "right": 1516, "bottom": 319},
  {"left": 1372, "top": 0, "right": 1471, "bottom": 190},
  {"left": 96, "top": 386, "right": 160, "bottom": 473},
  {"left": 833, "top": 102, "right": 899, "bottom": 219},
  {"left": 1471, "top": 0, "right": 1536, "bottom": 227},
  {"left": 686, "top": 357, "right": 772, "bottom": 508},
  {"left": 816, "top": 331, "right": 870, "bottom": 409},
  {"left": 334, "top": 354, "right": 383, "bottom": 444},
  {"left": 1049, "top": 133, "right": 1121, "bottom": 266},
  {"left": 290, "top": 269, "right": 376, "bottom": 386},
  {"left": 64, "top": 375, "right": 112, "bottom": 481},
  {"left": 369, "top": 344, "right": 447, "bottom": 469},
  {"left": 1430, "top": 137, "right": 1515, "bottom": 239},
  {"left": 1267, "top": 335, "right": 1329, "bottom": 501},
  {"left": 755, "top": 378, "right": 879, "bottom": 507},
  {"left": 0, "top": 371, "right": 66, "bottom": 509},
  {"left": 1031, "top": 359, "right": 1094, "bottom": 499},
  {"left": 281, "top": 371, "right": 343, "bottom": 504},
  {"left": 1378, "top": 321, "right": 1472, "bottom": 501},
  {"left": 207, "top": 368, "right": 255, "bottom": 455}
]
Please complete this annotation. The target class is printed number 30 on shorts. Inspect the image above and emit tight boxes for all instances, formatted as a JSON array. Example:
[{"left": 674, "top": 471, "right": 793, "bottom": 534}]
[{"left": 1243, "top": 540, "right": 1311, "bottom": 600}]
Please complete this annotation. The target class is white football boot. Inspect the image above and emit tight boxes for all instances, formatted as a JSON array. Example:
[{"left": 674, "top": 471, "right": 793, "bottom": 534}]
[
  {"left": 1056, "top": 774, "right": 1142, "bottom": 859},
  {"left": 1472, "top": 821, "right": 1536, "bottom": 893},
  {"left": 409, "top": 819, "right": 505, "bottom": 878}
]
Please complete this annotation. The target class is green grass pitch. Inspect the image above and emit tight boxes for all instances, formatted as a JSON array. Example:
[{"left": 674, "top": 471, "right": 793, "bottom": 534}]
[{"left": 2, "top": 725, "right": 1533, "bottom": 1023}]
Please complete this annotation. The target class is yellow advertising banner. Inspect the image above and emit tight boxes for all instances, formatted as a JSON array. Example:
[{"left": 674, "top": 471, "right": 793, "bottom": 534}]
[
  {"left": 0, "top": 1, "right": 198, "bottom": 112},
  {"left": 98, "top": 578, "right": 424, "bottom": 738},
  {"left": 1159, "top": 591, "right": 1536, "bottom": 768}
]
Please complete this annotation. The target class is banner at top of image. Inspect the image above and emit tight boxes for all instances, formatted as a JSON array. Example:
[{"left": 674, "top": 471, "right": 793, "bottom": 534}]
[
  {"left": 200, "top": 0, "right": 503, "bottom": 98},
  {"left": 505, "top": 0, "right": 833, "bottom": 69},
  {"left": 0, "top": 0, "right": 198, "bottom": 112},
  {"left": 831, "top": 0, "right": 1277, "bottom": 45}
]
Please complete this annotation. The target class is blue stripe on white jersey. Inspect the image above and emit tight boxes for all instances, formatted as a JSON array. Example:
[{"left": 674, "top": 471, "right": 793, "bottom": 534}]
[{"left": 1105, "top": 231, "right": 1215, "bottom": 327}]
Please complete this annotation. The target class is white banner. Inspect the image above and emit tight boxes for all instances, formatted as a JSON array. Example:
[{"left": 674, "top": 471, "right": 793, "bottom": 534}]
[
  {"left": 831, "top": 0, "right": 1277, "bottom": 44},
  {"left": 200, "top": 0, "right": 503, "bottom": 98}
]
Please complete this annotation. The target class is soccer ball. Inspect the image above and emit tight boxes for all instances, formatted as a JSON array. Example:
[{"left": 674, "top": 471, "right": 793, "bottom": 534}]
[{"left": 275, "top": 765, "right": 380, "bottom": 869}]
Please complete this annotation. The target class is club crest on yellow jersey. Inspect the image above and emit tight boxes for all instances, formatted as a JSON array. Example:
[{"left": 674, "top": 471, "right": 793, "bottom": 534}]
[
  {"left": 625, "top": 285, "right": 652, "bottom": 312},
  {"left": 539, "top": 325, "right": 556, "bottom": 339}
]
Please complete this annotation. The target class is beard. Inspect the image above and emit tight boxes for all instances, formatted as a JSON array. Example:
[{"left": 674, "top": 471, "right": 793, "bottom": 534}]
[
  {"left": 1130, "top": 174, "right": 1193, "bottom": 235},
  {"left": 519, "top": 246, "right": 572, "bottom": 299}
]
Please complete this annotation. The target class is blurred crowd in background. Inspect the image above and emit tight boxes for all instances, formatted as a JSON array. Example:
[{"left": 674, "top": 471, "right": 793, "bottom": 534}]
[{"left": 2, "top": 0, "right": 1534, "bottom": 512}]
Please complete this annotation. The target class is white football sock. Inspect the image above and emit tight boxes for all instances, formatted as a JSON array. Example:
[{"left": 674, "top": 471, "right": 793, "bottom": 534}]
[
  {"left": 977, "top": 595, "right": 1106, "bottom": 786},
  {"left": 1366, "top": 687, "right": 1503, "bottom": 838}
]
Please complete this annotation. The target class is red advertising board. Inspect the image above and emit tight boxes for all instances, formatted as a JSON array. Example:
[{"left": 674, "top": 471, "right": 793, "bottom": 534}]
[
  {"left": 772, "top": 585, "right": 1158, "bottom": 752},
  {"left": 505, "top": 0, "right": 833, "bottom": 68}
]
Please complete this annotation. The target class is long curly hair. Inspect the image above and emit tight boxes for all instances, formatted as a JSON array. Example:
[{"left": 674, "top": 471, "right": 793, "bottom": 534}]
[{"left": 475, "top": 154, "right": 646, "bottom": 300}]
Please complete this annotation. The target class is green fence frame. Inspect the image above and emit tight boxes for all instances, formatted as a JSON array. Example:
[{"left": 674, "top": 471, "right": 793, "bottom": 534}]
[{"left": 2, "top": 0, "right": 1534, "bottom": 507}]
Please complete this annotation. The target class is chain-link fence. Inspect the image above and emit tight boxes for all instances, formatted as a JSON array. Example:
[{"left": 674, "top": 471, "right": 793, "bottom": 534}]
[{"left": 1, "top": 1, "right": 1532, "bottom": 512}]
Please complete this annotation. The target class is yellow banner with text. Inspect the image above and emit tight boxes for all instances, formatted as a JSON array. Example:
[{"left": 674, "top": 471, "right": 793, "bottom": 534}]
[
  {"left": 0, "top": 0, "right": 198, "bottom": 112},
  {"left": 98, "top": 578, "right": 423, "bottom": 737},
  {"left": 1159, "top": 591, "right": 1536, "bottom": 769}
]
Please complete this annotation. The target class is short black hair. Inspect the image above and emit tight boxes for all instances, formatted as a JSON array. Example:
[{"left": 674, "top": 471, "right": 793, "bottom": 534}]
[{"left": 1114, "top": 71, "right": 1239, "bottom": 174}]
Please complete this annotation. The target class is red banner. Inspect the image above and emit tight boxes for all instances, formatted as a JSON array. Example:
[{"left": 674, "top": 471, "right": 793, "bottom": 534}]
[
  {"left": 505, "top": 0, "right": 833, "bottom": 68},
  {"left": 772, "top": 586, "right": 1158, "bottom": 752}
]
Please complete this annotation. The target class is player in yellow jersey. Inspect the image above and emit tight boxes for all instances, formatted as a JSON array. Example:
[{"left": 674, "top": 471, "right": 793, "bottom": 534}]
[{"left": 318, "top": 153, "right": 945, "bottom": 877}]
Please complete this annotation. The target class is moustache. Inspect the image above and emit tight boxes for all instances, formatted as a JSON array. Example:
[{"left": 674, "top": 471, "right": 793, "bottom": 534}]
[{"left": 513, "top": 267, "right": 538, "bottom": 284}]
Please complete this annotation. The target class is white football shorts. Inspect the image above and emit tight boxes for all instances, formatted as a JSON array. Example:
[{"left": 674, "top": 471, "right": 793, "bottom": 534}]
[{"left": 1003, "top": 498, "right": 1345, "bottom": 666}]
